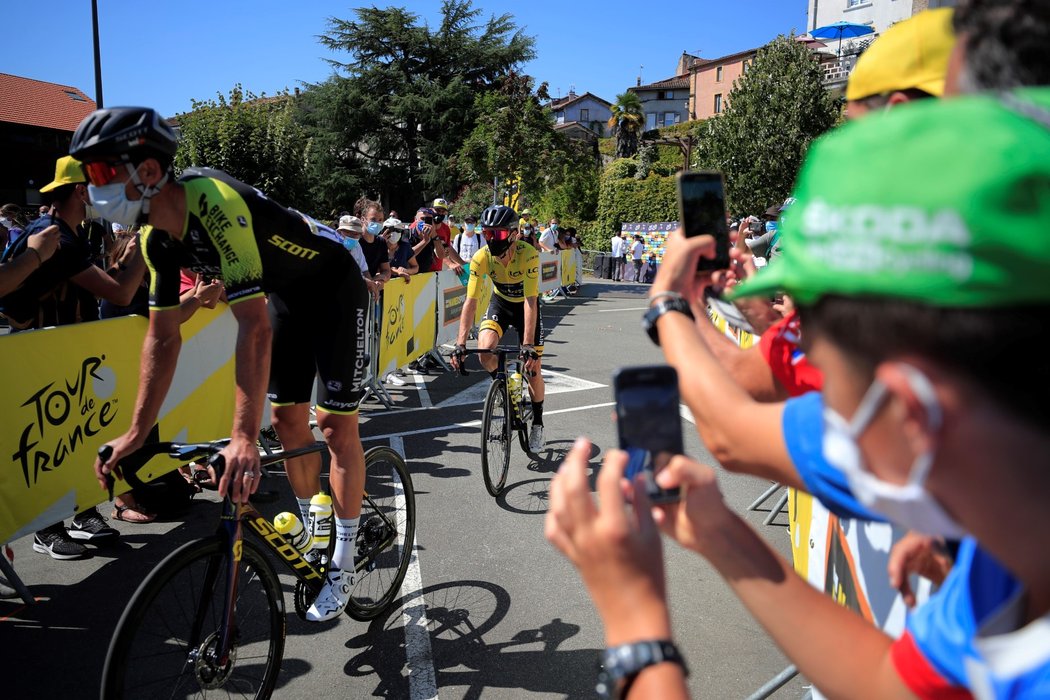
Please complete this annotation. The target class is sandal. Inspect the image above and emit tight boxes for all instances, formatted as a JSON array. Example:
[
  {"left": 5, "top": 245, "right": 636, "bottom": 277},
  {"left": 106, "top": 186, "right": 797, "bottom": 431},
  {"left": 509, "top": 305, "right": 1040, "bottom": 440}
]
[{"left": 112, "top": 503, "right": 157, "bottom": 524}]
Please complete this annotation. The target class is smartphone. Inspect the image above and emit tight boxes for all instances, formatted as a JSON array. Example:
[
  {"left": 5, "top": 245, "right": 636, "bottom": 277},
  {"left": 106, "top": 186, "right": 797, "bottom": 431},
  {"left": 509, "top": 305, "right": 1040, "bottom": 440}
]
[
  {"left": 677, "top": 170, "right": 730, "bottom": 271},
  {"left": 613, "top": 365, "right": 683, "bottom": 504}
]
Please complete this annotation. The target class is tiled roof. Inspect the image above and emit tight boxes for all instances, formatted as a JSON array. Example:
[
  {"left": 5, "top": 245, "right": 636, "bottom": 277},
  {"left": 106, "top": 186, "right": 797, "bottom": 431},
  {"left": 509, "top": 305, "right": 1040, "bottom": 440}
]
[
  {"left": 0, "top": 73, "right": 97, "bottom": 132},
  {"left": 689, "top": 47, "right": 762, "bottom": 71},
  {"left": 550, "top": 91, "right": 613, "bottom": 110},
  {"left": 630, "top": 75, "right": 690, "bottom": 91}
]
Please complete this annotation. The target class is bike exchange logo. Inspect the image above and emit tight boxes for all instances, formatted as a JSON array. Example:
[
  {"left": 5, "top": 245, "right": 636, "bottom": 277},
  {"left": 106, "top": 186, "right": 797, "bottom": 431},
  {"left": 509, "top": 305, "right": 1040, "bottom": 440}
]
[{"left": 12, "top": 356, "right": 118, "bottom": 488}]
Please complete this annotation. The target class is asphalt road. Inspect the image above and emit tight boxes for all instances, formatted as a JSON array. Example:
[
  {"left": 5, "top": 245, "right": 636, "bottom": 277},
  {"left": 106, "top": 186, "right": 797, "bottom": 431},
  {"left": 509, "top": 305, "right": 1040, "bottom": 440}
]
[{"left": 0, "top": 279, "right": 809, "bottom": 699}]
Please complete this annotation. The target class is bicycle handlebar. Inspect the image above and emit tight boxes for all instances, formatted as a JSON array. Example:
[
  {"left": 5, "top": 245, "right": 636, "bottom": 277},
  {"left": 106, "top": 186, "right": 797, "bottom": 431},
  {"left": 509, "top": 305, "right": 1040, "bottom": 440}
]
[
  {"left": 448, "top": 346, "right": 535, "bottom": 378},
  {"left": 98, "top": 440, "right": 230, "bottom": 500}
]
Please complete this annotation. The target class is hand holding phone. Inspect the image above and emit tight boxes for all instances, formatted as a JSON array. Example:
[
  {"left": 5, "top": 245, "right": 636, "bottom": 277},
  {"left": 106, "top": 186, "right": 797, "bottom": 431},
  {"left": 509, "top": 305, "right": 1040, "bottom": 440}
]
[
  {"left": 614, "top": 365, "right": 683, "bottom": 504},
  {"left": 677, "top": 171, "right": 730, "bottom": 271}
]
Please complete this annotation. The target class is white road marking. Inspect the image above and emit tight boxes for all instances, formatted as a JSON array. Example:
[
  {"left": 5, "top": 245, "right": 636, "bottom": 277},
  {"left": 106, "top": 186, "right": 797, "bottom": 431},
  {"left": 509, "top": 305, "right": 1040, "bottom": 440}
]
[
  {"left": 596, "top": 306, "right": 648, "bottom": 313},
  {"left": 411, "top": 371, "right": 433, "bottom": 408},
  {"left": 390, "top": 436, "right": 438, "bottom": 700},
  {"left": 362, "top": 401, "right": 616, "bottom": 443}
]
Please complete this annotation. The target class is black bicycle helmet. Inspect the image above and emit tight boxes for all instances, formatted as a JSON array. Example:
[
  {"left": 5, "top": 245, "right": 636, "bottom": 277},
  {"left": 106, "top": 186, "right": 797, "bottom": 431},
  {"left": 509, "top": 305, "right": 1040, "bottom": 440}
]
[
  {"left": 480, "top": 204, "right": 518, "bottom": 230},
  {"left": 69, "top": 107, "right": 179, "bottom": 165}
]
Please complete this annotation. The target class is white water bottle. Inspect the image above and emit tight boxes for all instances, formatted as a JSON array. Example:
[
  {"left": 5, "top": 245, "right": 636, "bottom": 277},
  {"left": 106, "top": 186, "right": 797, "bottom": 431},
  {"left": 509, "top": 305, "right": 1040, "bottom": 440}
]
[
  {"left": 273, "top": 512, "right": 313, "bottom": 554},
  {"left": 309, "top": 493, "right": 333, "bottom": 551}
]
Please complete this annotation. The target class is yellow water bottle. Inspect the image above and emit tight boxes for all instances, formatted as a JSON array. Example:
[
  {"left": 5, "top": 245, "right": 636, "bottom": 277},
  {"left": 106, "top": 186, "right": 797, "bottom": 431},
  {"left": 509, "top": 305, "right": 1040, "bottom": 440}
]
[
  {"left": 309, "top": 493, "right": 333, "bottom": 551},
  {"left": 273, "top": 512, "right": 313, "bottom": 554},
  {"left": 508, "top": 371, "right": 522, "bottom": 397}
]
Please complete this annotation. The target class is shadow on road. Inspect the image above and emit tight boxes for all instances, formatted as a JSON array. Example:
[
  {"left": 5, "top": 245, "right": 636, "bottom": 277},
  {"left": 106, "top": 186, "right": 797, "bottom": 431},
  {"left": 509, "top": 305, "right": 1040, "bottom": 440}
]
[{"left": 342, "top": 579, "right": 600, "bottom": 698}]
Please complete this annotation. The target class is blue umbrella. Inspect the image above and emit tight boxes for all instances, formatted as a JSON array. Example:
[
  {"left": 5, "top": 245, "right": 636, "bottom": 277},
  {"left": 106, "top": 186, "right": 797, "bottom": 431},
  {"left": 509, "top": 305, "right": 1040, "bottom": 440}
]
[{"left": 811, "top": 21, "right": 875, "bottom": 56}]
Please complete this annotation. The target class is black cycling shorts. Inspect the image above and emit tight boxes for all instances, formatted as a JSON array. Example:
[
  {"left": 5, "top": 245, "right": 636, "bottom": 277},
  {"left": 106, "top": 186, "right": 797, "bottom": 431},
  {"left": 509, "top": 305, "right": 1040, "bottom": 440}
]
[
  {"left": 479, "top": 294, "right": 545, "bottom": 356},
  {"left": 267, "top": 266, "right": 370, "bottom": 414}
]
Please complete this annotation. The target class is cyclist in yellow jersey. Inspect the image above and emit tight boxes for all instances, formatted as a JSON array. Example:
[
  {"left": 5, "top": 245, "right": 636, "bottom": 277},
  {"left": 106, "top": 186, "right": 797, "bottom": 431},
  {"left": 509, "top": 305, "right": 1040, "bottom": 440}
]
[{"left": 451, "top": 205, "right": 546, "bottom": 452}]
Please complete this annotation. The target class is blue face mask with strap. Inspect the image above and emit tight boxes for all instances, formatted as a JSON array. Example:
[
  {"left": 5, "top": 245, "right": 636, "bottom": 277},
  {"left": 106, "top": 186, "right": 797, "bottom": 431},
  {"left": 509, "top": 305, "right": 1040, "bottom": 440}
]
[{"left": 366, "top": 221, "right": 383, "bottom": 236}]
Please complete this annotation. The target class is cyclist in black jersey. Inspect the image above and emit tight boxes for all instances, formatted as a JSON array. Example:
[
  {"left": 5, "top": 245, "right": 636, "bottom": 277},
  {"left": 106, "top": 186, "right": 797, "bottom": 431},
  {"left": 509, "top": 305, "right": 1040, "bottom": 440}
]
[{"left": 76, "top": 107, "right": 369, "bottom": 621}]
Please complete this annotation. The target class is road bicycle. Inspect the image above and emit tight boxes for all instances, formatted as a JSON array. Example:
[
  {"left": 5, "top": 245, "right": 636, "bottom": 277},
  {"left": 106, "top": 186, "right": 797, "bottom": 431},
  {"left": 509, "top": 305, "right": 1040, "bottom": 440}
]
[
  {"left": 455, "top": 346, "right": 537, "bottom": 496},
  {"left": 99, "top": 439, "right": 415, "bottom": 699}
]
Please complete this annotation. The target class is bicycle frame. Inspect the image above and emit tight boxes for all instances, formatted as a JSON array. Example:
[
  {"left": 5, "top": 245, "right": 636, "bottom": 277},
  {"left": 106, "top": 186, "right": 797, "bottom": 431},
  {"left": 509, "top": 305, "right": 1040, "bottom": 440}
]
[{"left": 106, "top": 439, "right": 403, "bottom": 668}]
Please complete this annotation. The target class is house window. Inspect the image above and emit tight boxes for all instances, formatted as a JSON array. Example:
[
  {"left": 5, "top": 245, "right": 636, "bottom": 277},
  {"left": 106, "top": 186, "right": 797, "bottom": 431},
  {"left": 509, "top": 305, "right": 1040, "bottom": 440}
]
[
  {"left": 646, "top": 112, "right": 657, "bottom": 130},
  {"left": 555, "top": 111, "right": 564, "bottom": 124},
  {"left": 716, "top": 66, "right": 724, "bottom": 82},
  {"left": 714, "top": 94, "right": 723, "bottom": 114},
  {"left": 742, "top": 60, "right": 750, "bottom": 73},
  {"left": 847, "top": 0, "right": 866, "bottom": 6},
  {"left": 580, "top": 108, "right": 589, "bottom": 121},
  {"left": 663, "top": 111, "right": 676, "bottom": 126},
  {"left": 64, "top": 90, "right": 87, "bottom": 102},
  {"left": 662, "top": 90, "right": 674, "bottom": 100}
]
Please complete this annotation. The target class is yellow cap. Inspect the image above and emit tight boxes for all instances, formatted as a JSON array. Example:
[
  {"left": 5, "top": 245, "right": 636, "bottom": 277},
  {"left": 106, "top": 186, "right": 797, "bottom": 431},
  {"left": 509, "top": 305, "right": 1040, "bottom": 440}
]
[
  {"left": 39, "top": 156, "right": 86, "bottom": 193},
  {"left": 846, "top": 8, "right": 955, "bottom": 102}
]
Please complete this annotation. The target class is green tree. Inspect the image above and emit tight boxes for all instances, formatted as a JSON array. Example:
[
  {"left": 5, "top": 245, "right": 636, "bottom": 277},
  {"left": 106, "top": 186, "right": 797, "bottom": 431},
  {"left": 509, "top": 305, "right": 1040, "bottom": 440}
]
[
  {"left": 694, "top": 35, "right": 840, "bottom": 215},
  {"left": 534, "top": 138, "right": 600, "bottom": 223},
  {"left": 174, "top": 85, "right": 313, "bottom": 209},
  {"left": 457, "top": 72, "right": 561, "bottom": 204},
  {"left": 607, "top": 91, "right": 645, "bottom": 158},
  {"left": 303, "top": 1, "right": 535, "bottom": 214}
]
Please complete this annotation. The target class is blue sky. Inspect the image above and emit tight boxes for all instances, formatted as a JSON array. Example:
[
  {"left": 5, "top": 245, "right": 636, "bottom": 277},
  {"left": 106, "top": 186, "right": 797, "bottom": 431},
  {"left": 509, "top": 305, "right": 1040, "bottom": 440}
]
[{"left": 3, "top": 1, "right": 808, "bottom": 116}]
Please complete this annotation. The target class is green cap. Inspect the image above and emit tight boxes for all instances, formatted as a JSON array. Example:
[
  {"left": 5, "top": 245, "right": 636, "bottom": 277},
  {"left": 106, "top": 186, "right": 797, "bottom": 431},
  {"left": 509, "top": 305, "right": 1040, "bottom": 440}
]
[{"left": 733, "top": 89, "right": 1050, "bottom": 308}]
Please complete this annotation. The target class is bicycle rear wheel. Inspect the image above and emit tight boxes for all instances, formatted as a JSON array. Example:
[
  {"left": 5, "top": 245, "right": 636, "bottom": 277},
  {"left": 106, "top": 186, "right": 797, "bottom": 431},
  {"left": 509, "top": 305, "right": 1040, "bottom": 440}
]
[
  {"left": 345, "top": 445, "right": 416, "bottom": 620},
  {"left": 480, "top": 379, "right": 511, "bottom": 496},
  {"left": 101, "top": 536, "right": 285, "bottom": 699}
]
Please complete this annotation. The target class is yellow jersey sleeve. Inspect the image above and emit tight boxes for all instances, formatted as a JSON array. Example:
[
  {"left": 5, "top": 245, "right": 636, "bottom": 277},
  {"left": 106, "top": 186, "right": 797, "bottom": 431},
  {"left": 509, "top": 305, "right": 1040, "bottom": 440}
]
[{"left": 467, "top": 247, "right": 489, "bottom": 299}]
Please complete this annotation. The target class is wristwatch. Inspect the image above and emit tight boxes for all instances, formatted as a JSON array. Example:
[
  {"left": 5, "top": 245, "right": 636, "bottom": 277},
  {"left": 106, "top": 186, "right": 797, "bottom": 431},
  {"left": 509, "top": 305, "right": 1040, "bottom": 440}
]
[
  {"left": 596, "top": 639, "right": 688, "bottom": 699},
  {"left": 642, "top": 293, "right": 694, "bottom": 346}
]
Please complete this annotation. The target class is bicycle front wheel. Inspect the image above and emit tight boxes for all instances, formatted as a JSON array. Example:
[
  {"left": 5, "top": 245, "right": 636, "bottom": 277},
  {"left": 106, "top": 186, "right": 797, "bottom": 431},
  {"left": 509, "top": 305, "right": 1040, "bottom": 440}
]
[
  {"left": 101, "top": 536, "right": 285, "bottom": 700},
  {"left": 346, "top": 445, "right": 416, "bottom": 620},
  {"left": 481, "top": 379, "right": 511, "bottom": 496}
]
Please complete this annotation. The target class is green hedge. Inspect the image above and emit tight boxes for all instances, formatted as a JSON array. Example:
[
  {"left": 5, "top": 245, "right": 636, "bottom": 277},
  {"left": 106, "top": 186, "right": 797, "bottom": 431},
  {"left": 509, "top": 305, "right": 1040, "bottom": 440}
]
[{"left": 595, "top": 164, "right": 678, "bottom": 244}]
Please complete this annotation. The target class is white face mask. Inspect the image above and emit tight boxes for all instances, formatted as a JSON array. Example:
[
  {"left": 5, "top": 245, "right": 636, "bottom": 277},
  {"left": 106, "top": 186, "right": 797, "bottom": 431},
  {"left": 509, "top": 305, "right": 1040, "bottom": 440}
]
[
  {"left": 88, "top": 163, "right": 166, "bottom": 226},
  {"left": 385, "top": 230, "right": 402, "bottom": 244},
  {"left": 822, "top": 365, "right": 967, "bottom": 539}
]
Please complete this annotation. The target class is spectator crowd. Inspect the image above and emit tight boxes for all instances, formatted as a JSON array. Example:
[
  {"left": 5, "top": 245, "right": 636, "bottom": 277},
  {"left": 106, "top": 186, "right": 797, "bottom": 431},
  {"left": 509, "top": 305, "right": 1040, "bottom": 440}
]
[{"left": 547, "top": 1, "right": 1050, "bottom": 698}]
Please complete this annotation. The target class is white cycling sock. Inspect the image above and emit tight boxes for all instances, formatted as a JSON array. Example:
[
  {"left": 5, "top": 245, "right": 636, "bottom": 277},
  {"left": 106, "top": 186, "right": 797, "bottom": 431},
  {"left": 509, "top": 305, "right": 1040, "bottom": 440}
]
[
  {"left": 332, "top": 517, "right": 360, "bottom": 571},
  {"left": 296, "top": 497, "right": 311, "bottom": 527}
]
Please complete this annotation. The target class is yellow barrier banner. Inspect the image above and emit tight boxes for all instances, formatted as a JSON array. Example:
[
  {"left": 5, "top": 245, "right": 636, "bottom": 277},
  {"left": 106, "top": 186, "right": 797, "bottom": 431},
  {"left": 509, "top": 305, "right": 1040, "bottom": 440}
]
[
  {"left": 434, "top": 270, "right": 467, "bottom": 347},
  {"left": 539, "top": 251, "right": 561, "bottom": 294},
  {"left": 0, "top": 306, "right": 237, "bottom": 544},
  {"left": 560, "top": 249, "right": 577, "bottom": 287},
  {"left": 378, "top": 272, "right": 437, "bottom": 376}
]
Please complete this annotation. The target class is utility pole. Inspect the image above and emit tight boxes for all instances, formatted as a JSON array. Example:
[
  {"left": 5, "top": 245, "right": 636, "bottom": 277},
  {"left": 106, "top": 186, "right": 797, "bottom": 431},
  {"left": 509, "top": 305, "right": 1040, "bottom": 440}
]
[{"left": 91, "top": 0, "right": 104, "bottom": 107}]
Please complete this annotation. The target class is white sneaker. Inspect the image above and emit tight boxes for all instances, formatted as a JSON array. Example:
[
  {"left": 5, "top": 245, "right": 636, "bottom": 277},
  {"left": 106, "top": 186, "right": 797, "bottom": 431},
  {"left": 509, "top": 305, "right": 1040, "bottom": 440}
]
[
  {"left": 528, "top": 425, "right": 545, "bottom": 453},
  {"left": 385, "top": 372, "right": 406, "bottom": 387},
  {"left": 306, "top": 568, "right": 356, "bottom": 622}
]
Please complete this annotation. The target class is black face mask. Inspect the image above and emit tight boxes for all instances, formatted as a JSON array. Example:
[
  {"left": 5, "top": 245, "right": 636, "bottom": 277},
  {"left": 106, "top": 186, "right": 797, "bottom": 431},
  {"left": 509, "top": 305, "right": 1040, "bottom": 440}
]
[
  {"left": 487, "top": 238, "right": 512, "bottom": 257},
  {"left": 434, "top": 214, "right": 445, "bottom": 224}
]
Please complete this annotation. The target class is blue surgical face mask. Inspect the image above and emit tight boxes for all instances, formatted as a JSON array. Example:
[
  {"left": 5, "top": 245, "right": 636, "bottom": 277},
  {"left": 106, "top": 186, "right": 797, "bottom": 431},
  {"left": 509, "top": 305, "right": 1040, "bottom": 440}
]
[
  {"left": 822, "top": 365, "right": 967, "bottom": 539},
  {"left": 88, "top": 163, "right": 166, "bottom": 227},
  {"left": 89, "top": 182, "right": 145, "bottom": 227},
  {"left": 366, "top": 221, "right": 383, "bottom": 236},
  {"left": 765, "top": 221, "right": 778, "bottom": 233}
]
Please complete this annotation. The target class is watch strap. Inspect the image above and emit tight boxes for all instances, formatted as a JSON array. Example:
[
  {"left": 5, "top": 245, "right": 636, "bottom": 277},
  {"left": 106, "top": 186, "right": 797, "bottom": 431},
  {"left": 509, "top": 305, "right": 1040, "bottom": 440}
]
[
  {"left": 597, "top": 640, "right": 688, "bottom": 699},
  {"left": 643, "top": 297, "right": 694, "bottom": 346}
]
